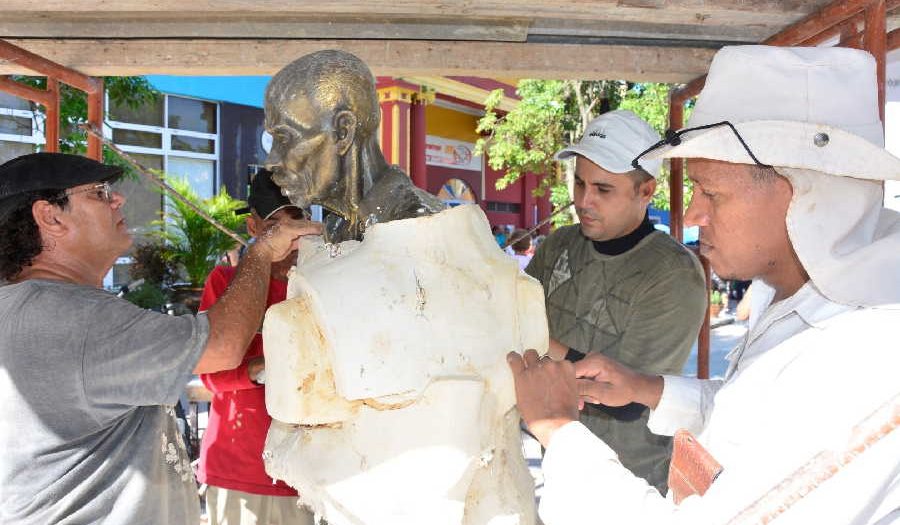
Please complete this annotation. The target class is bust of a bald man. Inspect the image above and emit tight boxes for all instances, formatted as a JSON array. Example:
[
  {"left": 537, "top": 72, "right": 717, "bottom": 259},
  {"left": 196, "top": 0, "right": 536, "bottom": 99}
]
[{"left": 264, "top": 49, "right": 445, "bottom": 242}]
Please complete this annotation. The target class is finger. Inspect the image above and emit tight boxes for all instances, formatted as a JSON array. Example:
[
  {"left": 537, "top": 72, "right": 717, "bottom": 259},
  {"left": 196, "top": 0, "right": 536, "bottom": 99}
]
[
  {"left": 577, "top": 379, "right": 609, "bottom": 403},
  {"left": 299, "top": 222, "right": 324, "bottom": 236},
  {"left": 573, "top": 352, "right": 613, "bottom": 379},
  {"left": 522, "top": 349, "right": 541, "bottom": 368},
  {"left": 506, "top": 352, "right": 526, "bottom": 375},
  {"left": 579, "top": 394, "right": 602, "bottom": 406}
]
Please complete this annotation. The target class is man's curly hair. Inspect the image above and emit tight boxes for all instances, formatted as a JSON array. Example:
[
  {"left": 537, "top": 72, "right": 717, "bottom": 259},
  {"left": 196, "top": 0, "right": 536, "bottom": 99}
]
[{"left": 0, "top": 191, "right": 68, "bottom": 281}]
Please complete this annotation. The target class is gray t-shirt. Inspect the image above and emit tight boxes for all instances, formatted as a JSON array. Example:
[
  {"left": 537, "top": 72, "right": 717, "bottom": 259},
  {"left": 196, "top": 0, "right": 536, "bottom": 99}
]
[{"left": 0, "top": 280, "right": 209, "bottom": 524}]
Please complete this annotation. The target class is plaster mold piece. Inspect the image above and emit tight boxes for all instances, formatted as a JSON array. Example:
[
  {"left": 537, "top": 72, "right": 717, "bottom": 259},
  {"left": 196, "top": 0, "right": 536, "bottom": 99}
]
[{"left": 263, "top": 204, "right": 547, "bottom": 525}]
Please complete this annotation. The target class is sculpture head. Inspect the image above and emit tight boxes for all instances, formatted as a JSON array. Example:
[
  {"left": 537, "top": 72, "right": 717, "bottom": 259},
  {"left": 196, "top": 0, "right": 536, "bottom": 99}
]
[{"left": 264, "top": 50, "right": 380, "bottom": 211}]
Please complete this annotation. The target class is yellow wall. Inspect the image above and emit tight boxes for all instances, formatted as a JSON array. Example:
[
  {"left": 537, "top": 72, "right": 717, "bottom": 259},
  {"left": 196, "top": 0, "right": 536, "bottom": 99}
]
[{"left": 425, "top": 105, "right": 480, "bottom": 143}]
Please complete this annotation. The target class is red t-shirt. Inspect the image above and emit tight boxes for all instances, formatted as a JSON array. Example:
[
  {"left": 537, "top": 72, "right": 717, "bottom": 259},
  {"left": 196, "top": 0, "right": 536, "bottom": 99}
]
[{"left": 196, "top": 265, "right": 296, "bottom": 496}]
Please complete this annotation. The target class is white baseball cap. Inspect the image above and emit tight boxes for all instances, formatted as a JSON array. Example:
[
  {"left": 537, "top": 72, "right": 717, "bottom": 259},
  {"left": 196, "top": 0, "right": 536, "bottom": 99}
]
[{"left": 555, "top": 109, "right": 662, "bottom": 178}]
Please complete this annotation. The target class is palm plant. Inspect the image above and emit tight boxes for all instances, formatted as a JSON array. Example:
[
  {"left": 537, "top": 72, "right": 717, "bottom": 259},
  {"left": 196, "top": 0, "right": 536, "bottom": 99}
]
[{"left": 151, "top": 177, "right": 248, "bottom": 288}]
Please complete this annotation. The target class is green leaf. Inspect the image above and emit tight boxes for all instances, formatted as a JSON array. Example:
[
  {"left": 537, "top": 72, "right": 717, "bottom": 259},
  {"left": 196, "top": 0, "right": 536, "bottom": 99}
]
[{"left": 149, "top": 176, "right": 248, "bottom": 287}]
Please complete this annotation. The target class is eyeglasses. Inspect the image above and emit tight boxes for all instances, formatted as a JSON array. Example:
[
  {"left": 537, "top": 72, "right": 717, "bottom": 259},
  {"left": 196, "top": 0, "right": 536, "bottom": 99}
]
[
  {"left": 64, "top": 181, "right": 115, "bottom": 203},
  {"left": 631, "top": 120, "right": 772, "bottom": 171}
]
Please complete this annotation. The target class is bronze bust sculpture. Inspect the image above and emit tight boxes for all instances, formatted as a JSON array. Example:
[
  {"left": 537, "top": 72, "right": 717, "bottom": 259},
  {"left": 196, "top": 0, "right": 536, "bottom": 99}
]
[{"left": 264, "top": 50, "right": 445, "bottom": 243}]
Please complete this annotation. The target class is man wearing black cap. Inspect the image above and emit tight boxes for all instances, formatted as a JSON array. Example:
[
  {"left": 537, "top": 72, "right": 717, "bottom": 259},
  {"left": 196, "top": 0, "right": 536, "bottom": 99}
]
[
  {"left": 0, "top": 153, "right": 321, "bottom": 524},
  {"left": 196, "top": 169, "right": 314, "bottom": 525}
]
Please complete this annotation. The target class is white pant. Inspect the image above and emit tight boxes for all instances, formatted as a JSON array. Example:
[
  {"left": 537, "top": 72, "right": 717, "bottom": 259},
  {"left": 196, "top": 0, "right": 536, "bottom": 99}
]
[{"left": 205, "top": 486, "right": 316, "bottom": 525}]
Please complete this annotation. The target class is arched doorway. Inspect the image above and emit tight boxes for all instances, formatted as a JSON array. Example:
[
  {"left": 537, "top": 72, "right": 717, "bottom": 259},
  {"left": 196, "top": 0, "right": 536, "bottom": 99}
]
[{"left": 437, "top": 177, "right": 477, "bottom": 207}]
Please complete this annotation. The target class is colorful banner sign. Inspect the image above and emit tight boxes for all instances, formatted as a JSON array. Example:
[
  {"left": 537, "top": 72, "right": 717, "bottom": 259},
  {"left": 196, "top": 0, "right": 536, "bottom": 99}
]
[{"left": 425, "top": 135, "right": 482, "bottom": 172}]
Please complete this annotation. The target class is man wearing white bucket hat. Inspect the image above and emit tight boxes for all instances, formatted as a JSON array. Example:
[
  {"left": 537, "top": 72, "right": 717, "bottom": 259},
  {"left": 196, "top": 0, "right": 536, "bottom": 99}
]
[
  {"left": 510, "top": 45, "right": 900, "bottom": 524},
  {"left": 525, "top": 109, "right": 707, "bottom": 492}
]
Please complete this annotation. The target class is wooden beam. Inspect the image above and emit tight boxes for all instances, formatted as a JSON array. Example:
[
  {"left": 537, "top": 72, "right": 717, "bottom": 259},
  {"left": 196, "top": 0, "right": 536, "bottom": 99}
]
[
  {"left": 0, "top": 39, "right": 717, "bottom": 82},
  {"left": 0, "top": 76, "right": 54, "bottom": 106},
  {"left": 0, "top": 1, "right": 834, "bottom": 23},
  {"left": 0, "top": 40, "right": 99, "bottom": 94},
  {"left": 764, "top": 0, "right": 878, "bottom": 45},
  {"left": 672, "top": 0, "right": 889, "bottom": 106},
  {"left": 890, "top": 27, "right": 900, "bottom": 49},
  {"left": 0, "top": 14, "right": 530, "bottom": 42}
]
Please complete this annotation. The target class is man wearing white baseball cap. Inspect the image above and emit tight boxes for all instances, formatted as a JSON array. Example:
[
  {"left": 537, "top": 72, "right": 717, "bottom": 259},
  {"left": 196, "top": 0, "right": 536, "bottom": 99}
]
[
  {"left": 511, "top": 45, "right": 900, "bottom": 524},
  {"left": 524, "top": 109, "right": 707, "bottom": 492}
]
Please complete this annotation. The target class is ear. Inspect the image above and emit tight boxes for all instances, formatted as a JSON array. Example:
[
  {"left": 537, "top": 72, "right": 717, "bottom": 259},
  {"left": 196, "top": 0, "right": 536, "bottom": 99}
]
[
  {"left": 31, "top": 199, "right": 68, "bottom": 240},
  {"left": 638, "top": 178, "right": 657, "bottom": 205},
  {"left": 333, "top": 110, "right": 358, "bottom": 155},
  {"left": 246, "top": 214, "right": 261, "bottom": 238}
]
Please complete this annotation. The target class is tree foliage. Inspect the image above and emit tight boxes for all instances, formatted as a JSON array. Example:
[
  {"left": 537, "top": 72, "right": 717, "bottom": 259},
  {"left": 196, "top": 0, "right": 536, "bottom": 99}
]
[
  {"left": 476, "top": 80, "right": 623, "bottom": 226},
  {"left": 619, "top": 83, "right": 694, "bottom": 211},
  {"left": 10, "top": 76, "right": 158, "bottom": 170},
  {"left": 150, "top": 177, "right": 248, "bottom": 288}
]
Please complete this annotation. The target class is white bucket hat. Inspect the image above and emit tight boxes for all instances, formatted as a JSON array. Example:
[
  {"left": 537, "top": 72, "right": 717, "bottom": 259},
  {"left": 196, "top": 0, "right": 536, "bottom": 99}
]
[
  {"left": 644, "top": 45, "right": 900, "bottom": 180},
  {"left": 556, "top": 109, "right": 662, "bottom": 178},
  {"left": 647, "top": 45, "right": 900, "bottom": 308}
]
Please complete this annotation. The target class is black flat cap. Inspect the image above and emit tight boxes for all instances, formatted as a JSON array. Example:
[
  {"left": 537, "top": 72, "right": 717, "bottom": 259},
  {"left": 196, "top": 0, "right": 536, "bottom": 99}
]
[{"left": 0, "top": 152, "right": 123, "bottom": 221}]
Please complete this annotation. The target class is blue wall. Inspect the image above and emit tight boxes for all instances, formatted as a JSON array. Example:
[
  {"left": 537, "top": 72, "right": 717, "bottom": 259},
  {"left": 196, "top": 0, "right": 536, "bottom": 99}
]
[{"left": 146, "top": 76, "right": 271, "bottom": 109}]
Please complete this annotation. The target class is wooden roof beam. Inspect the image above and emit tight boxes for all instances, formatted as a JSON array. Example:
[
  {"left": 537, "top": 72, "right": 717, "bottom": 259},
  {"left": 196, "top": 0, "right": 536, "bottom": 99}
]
[{"left": 0, "top": 39, "right": 717, "bottom": 82}]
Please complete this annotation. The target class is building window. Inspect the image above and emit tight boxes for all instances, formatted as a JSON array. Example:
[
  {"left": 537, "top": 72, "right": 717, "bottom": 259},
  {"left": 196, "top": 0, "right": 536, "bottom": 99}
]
[
  {"left": 106, "top": 93, "right": 220, "bottom": 289},
  {"left": 107, "top": 93, "right": 219, "bottom": 200},
  {"left": 485, "top": 201, "right": 521, "bottom": 214},
  {"left": 0, "top": 93, "right": 41, "bottom": 163}
]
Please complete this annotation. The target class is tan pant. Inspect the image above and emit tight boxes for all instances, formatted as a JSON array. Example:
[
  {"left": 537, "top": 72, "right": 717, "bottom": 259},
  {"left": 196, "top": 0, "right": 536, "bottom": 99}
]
[{"left": 206, "top": 486, "right": 316, "bottom": 525}]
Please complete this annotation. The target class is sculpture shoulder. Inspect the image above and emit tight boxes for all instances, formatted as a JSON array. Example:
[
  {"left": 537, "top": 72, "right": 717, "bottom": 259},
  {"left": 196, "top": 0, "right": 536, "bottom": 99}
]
[{"left": 365, "top": 170, "right": 446, "bottom": 221}]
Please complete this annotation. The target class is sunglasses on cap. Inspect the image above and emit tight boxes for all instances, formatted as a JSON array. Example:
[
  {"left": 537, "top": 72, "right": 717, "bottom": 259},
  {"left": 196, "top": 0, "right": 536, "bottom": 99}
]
[{"left": 631, "top": 121, "right": 773, "bottom": 171}]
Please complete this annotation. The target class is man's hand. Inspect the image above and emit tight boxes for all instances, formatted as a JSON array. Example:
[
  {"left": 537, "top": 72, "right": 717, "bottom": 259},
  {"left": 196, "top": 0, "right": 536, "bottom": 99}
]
[
  {"left": 548, "top": 338, "right": 568, "bottom": 360},
  {"left": 252, "top": 218, "right": 323, "bottom": 262},
  {"left": 507, "top": 349, "right": 579, "bottom": 448},
  {"left": 574, "top": 353, "right": 664, "bottom": 410}
]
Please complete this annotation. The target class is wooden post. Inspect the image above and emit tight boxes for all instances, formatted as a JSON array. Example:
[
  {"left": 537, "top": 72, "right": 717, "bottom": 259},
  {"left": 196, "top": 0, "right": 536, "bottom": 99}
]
[
  {"left": 86, "top": 78, "right": 103, "bottom": 160},
  {"left": 668, "top": 97, "right": 685, "bottom": 243},
  {"left": 45, "top": 78, "right": 59, "bottom": 152},
  {"left": 697, "top": 254, "right": 712, "bottom": 380},
  {"left": 0, "top": 75, "right": 59, "bottom": 152},
  {"left": 0, "top": 39, "right": 103, "bottom": 158},
  {"left": 864, "top": 0, "right": 887, "bottom": 124}
]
